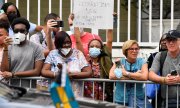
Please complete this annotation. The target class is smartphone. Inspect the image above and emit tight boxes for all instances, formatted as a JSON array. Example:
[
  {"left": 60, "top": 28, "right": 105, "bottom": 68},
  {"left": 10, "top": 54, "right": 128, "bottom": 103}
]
[
  {"left": 171, "top": 70, "right": 178, "bottom": 76},
  {"left": 52, "top": 20, "right": 64, "bottom": 27},
  {"left": 115, "top": 60, "right": 121, "bottom": 68}
]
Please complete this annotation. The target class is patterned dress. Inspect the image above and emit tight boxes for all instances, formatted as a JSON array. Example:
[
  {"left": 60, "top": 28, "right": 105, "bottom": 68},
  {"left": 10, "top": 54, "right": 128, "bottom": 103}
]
[{"left": 84, "top": 62, "right": 107, "bottom": 100}]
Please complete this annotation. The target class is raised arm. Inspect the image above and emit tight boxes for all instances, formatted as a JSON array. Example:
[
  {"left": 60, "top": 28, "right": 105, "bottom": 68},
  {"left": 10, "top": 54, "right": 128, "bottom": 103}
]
[
  {"left": 1, "top": 36, "right": 12, "bottom": 71},
  {"left": 74, "top": 27, "right": 84, "bottom": 54},
  {"left": 43, "top": 19, "right": 56, "bottom": 57},
  {"left": 106, "top": 29, "right": 113, "bottom": 52}
]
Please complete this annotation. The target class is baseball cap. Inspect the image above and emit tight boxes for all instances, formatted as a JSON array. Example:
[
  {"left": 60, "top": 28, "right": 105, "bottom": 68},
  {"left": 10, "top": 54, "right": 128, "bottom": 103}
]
[{"left": 166, "top": 30, "right": 180, "bottom": 40}]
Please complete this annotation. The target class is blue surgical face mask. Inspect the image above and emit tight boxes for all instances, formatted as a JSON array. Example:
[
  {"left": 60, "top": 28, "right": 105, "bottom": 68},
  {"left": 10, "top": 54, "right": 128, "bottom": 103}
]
[{"left": 89, "top": 47, "right": 101, "bottom": 58}]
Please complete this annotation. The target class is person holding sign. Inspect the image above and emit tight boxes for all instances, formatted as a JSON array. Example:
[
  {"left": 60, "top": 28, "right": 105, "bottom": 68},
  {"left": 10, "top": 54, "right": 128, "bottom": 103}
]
[
  {"left": 83, "top": 28, "right": 114, "bottom": 102},
  {"left": 68, "top": 13, "right": 102, "bottom": 59},
  {"left": 72, "top": 24, "right": 113, "bottom": 101}
]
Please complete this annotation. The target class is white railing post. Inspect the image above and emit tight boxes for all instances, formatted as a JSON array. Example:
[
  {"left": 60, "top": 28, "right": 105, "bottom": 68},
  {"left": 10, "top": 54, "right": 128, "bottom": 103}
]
[
  {"left": 49, "top": 0, "right": 52, "bottom": 13},
  {"left": 117, "top": 0, "right": 120, "bottom": 42},
  {"left": 38, "top": 0, "right": 41, "bottom": 25},
  {"left": 128, "top": 0, "right": 131, "bottom": 40},
  {"left": 160, "top": 0, "right": 163, "bottom": 38},
  {"left": 171, "top": 0, "right": 174, "bottom": 30},
  {"left": 138, "top": 0, "right": 141, "bottom": 42},
  {"left": 149, "top": 0, "right": 152, "bottom": 43}
]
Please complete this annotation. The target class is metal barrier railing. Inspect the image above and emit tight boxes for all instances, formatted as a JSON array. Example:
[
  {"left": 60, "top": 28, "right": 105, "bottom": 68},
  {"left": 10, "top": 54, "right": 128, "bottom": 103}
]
[{"left": 9, "top": 77, "right": 180, "bottom": 108}]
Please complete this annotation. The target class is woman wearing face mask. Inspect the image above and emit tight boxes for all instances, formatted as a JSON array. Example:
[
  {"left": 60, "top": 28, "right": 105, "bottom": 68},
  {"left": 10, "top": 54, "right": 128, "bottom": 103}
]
[
  {"left": 82, "top": 28, "right": 113, "bottom": 102},
  {"left": 41, "top": 31, "right": 92, "bottom": 97},
  {"left": 68, "top": 13, "right": 102, "bottom": 58},
  {"left": 1, "top": 2, "right": 43, "bottom": 36}
]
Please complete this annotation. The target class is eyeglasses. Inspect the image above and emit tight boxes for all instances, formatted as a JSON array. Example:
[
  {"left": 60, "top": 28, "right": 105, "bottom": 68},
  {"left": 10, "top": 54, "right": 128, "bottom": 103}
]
[
  {"left": 13, "top": 29, "right": 26, "bottom": 34},
  {"left": 127, "top": 48, "right": 139, "bottom": 51}
]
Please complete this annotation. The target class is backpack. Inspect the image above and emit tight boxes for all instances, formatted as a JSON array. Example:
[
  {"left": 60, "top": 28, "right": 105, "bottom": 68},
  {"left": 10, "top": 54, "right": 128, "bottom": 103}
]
[{"left": 146, "top": 51, "right": 167, "bottom": 99}]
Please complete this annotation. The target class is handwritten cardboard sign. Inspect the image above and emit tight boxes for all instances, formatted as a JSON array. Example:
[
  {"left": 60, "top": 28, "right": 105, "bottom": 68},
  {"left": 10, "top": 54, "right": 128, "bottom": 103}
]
[{"left": 73, "top": 0, "right": 114, "bottom": 29}]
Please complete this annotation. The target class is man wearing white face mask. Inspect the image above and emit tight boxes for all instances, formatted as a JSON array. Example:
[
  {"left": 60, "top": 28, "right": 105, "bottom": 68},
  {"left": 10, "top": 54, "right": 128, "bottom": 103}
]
[
  {"left": 1, "top": 17, "right": 45, "bottom": 88},
  {"left": 68, "top": 13, "right": 102, "bottom": 58}
]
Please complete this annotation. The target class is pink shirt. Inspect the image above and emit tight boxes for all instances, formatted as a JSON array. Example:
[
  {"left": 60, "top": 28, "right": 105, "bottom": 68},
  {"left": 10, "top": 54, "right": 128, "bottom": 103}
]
[{"left": 70, "top": 32, "right": 101, "bottom": 57}]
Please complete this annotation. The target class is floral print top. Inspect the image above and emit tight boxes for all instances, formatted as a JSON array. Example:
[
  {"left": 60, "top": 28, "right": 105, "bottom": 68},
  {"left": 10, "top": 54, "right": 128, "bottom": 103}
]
[
  {"left": 84, "top": 62, "right": 107, "bottom": 100},
  {"left": 45, "top": 48, "right": 89, "bottom": 97}
]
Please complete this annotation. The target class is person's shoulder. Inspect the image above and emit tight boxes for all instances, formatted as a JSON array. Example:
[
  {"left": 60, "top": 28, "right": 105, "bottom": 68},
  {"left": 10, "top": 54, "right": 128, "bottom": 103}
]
[
  {"left": 70, "top": 34, "right": 75, "bottom": 40},
  {"left": 136, "top": 58, "right": 146, "bottom": 63},
  {"left": 29, "top": 22, "right": 36, "bottom": 26},
  {"left": 48, "top": 49, "right": 59, "bottom": 56},
  {"left": 51, "top": 49, "right": 58, "bottom": 53},
  {"left": 28, "top": 40, "right": 43, "bottom": 49},
  {"left": 72, "top": 48, "right": 84, "bottom": 55}
]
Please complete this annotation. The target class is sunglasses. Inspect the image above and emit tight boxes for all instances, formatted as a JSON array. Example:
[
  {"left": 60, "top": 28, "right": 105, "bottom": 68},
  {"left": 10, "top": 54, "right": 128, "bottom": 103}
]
[{"left": 13, "top": 29, "right": 26, "bottom": 34}]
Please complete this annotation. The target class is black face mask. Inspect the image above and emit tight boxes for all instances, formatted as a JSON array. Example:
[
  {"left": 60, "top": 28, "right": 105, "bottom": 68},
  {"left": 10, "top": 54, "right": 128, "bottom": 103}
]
[{"left": 7, "top": 13, "right": 17, "bottom": 24}]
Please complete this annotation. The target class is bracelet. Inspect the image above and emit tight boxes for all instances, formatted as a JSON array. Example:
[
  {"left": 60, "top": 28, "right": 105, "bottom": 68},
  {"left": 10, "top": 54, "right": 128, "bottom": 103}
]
[
  {"left": 161, "top": 77, "right": 166, "bottom": 84},
  {"left": 163, "top": 77, "right": 166, "bottom": 84},
  {"left": 12, "top": 73, "right": 14, "bottom": 78}
]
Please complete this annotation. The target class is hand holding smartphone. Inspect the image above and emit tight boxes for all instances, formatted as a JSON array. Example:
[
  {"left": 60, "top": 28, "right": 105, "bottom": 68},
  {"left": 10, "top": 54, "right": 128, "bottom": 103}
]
[
  {"left": 51, "top": 20, "right": 64, "bottom": 28},
  {"left": 115, "top": 60, "right": 121, "bottom": 68}
]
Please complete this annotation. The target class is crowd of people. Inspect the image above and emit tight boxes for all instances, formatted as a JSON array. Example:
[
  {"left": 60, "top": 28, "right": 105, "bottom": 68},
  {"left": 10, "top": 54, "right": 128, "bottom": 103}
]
[{"left": 0, "top": 2, "right": 180, "bottom": 108}]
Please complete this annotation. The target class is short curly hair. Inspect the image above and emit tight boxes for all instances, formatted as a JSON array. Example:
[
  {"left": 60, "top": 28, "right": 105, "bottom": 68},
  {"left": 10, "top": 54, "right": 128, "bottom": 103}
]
[
  {"left": 122, "top": 40, "right": 139, "bottom": 57},
  {"left": 11, "top": 17, "right": 30, "bottom": 31}
]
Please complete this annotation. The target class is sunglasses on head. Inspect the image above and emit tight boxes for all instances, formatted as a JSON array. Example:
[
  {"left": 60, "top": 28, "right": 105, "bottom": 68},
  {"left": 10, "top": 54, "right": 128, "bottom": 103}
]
[{"left": 13, "top": 29, "right": 26, "bottom": 34}]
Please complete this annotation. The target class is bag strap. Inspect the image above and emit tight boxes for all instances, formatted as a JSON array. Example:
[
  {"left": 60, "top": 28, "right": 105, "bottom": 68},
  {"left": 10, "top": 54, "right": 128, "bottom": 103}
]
[
  {"left": 159, "top": 51, "right": 167, "bottom": 75},
  {"left": 38, "top": 31, "right": 44, "bottom": 44}
]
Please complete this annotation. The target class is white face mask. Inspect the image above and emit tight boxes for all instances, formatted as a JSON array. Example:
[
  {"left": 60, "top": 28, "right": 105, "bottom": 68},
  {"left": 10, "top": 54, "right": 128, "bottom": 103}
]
[
  {"left": 13, "top": 32, "right": 26, "bottom": 44},
  {"left": 61, "top": 48, "right": 71, "bottom": 56}
]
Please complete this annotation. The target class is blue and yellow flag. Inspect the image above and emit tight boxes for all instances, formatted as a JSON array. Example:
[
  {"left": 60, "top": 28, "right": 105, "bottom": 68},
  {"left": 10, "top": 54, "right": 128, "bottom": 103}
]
[
  {"left": 50, "top": 75, "right": 79, "bottom": 108},
  {"left": 50, "top": 63, "right": 79, "bottom": 108}
]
